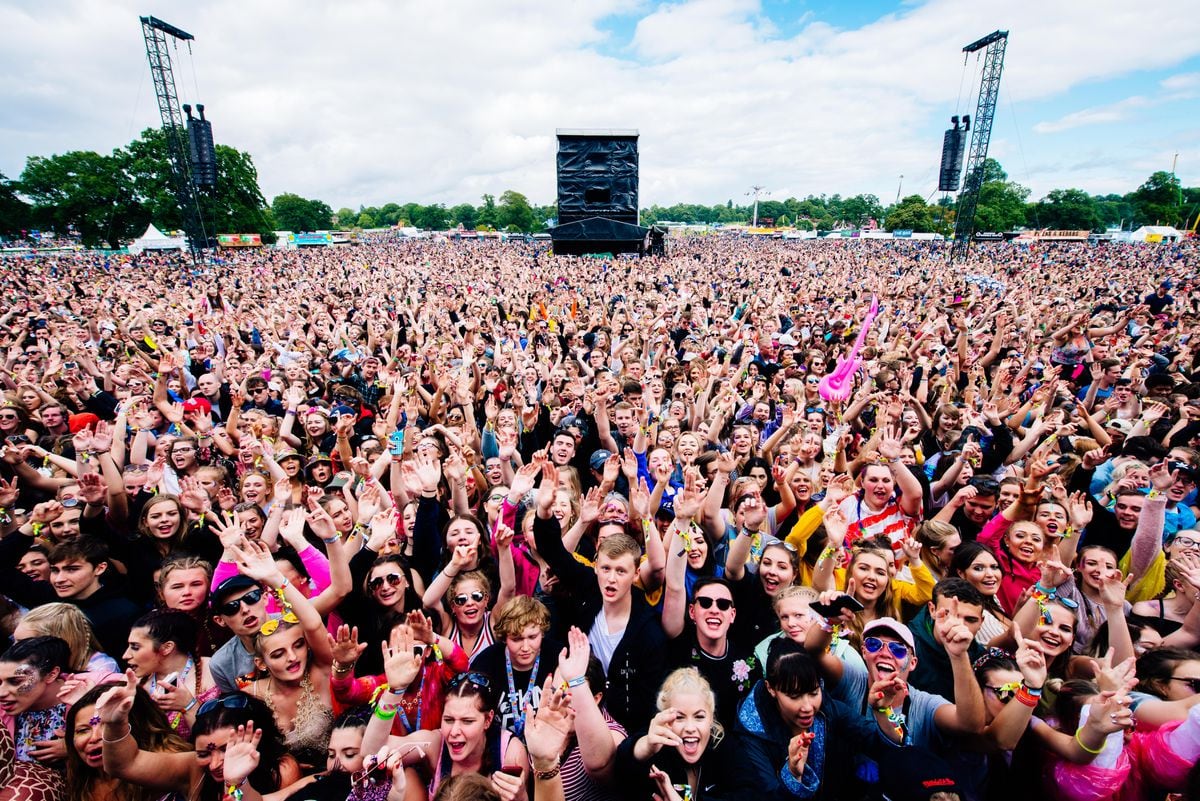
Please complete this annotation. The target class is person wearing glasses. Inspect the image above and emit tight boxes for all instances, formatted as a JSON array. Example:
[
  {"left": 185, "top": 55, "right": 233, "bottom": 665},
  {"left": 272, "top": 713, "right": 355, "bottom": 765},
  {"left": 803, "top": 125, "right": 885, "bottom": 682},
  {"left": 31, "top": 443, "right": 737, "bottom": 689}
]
[
  {"left": 804, "top": 614, "right": 985, "bottom": 775},
  {"left": 98, "top": 676, "right": 300, "bottom": 801},
  {"left": 207, "top": 574, "right": 271, "bottom": 695},
  {"left": 1130, "top": 647, "right": 1200, "bottom": 727},
  {"left": 361, "top": 638, "right": 530, "bottom": 801}
]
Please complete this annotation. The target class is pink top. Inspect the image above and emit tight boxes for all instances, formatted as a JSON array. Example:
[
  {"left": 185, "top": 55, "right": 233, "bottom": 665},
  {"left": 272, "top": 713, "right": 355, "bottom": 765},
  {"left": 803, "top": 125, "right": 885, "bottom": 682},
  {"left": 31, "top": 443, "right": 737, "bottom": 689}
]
[
  {"left": 977, "top": 514, "right": 1041, "bottom": 616},
  {"left": 212, "top": 544, "right": 332, "bottom": 614},
  {"left": 495, "top": 499, "right": 540, "bottom": 597}
]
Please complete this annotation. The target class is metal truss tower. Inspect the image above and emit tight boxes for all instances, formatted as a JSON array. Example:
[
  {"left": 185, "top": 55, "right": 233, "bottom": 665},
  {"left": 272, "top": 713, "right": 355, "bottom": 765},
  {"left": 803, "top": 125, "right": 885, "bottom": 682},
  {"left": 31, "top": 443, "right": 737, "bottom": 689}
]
[
  {"left": 951, "top": 30, "right": 1008, "bottom": 263},
  {"left": 141, "top": 16, "right": 208, "bottom": 257}
]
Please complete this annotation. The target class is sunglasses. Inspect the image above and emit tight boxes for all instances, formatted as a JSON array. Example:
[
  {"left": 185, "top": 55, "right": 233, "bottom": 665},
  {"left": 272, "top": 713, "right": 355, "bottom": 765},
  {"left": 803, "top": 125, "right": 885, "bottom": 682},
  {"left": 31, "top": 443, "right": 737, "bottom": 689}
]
[
  {"left": 217, "top": 588, "right": 264, "bottom": 617},
  {"left": 448, "top": 671, "right": 493, "bottom": 691},
  {"left": 0, "top": 414, "right": 19, "bottom": 421},
  {"left": 197, "top": 694, "right": 251, "bottom": 718},
  {"left": 1169, "top": 677, "right": 1200, "bottom": 693},
  {"left": 452, "top": 591, "right": 486, "bottom": 607},
  {"left": 863, "top": 637, "right": 910, "bottom": 661},
  {"left": 259, "top": 611, "right": 300, "bottom": 636},
  {"left": 694, "top": 596, "right": 733, "bottom": 611},
  {"left": 985, "top": 682, "right": 1022, "bottom": 704},
  {"left": 369, "top": 573, "right": 405, "bottom": 592}
]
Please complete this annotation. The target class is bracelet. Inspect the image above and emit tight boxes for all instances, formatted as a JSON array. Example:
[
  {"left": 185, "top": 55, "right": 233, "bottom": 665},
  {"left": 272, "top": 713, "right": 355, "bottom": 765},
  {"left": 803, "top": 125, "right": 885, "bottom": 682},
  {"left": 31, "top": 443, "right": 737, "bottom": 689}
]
[
  {"left": 876, "top": 705, "right": 907, "bottom": 739},
  {"left": 564, "top": 675, "right": 588, "bottom": 689},
  {"left": 1147, "top": 489, "right": 1162, "bottom": 500},
  {"left": 373, "top": 705, "right": 398, "bottom": 722},
  {"left": 225, "top": 777, "right": 248, "bottom": 801},
  {"left": 332, "top": 661, "right": 355, "bottom": 675},
  {"left": 30, "top": 522, "right": 44, "bottom": 538},
  {"left": 322, "top": 533, "right": 341, "bottom": 544},
  {"left": 184, "top": 697, "right": 198, "bottom": 712},
  {"left": 1074, "top": 727, "right": 1103, "bottom": 755},
  {"left": 1015, "top": 685, "right": 1040, "bottom": 708},
  {"left": 533, "top": 764, "right": 561, "bottom": 781},
  {"left": 101, "top": 723, "right": 132, "bottom": 743}
]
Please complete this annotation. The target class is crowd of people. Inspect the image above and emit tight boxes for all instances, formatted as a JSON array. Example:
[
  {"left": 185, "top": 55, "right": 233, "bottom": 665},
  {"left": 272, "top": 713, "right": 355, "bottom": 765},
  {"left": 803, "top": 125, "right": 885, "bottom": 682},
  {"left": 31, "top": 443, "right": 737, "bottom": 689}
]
[{"left": 0, "top": 233, "right": 1197, "bottom": 801}]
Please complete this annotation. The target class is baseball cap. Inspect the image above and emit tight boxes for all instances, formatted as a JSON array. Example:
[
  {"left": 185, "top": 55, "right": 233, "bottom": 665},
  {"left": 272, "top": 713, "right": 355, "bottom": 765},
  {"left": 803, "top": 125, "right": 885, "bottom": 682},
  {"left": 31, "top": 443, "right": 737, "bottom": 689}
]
[
  {"left": 875, "top": 745, "right": 961, "bottom": 801},
  {"left": 589, "top": 449, "right": 613, "bottom": 472},
  {"left": 862, "top": 617, "right": 915, "bottom": 651},
  {"left": 211, "top": 575, "right": 259, "bottom": 608},
  {"left": 330, "top": 404, "right": 356, "bottom": 419},
  {"left": 182, "top": 397, "right": 212, "bottom": 415},
  {"left": 1106, "top": 418, "right": 1133, "bottom": 435},
  {"left": 68, "top": 412, "right": 100, "bottom": 434}
]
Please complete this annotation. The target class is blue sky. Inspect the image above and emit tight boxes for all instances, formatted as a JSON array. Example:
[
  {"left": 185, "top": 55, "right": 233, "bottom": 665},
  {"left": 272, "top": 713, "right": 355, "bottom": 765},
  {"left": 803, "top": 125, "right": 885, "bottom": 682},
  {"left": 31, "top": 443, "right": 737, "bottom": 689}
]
[{"left": 1, "top": 0, "right": 1198, "bottom": 209}]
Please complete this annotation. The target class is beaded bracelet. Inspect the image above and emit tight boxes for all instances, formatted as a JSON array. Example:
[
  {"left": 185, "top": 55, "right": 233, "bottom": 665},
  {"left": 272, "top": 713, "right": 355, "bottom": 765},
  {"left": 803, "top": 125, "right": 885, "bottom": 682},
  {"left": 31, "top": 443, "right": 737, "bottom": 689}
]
[{"left": 1015, "top": 684, "right": 1041, "bottom": 708}]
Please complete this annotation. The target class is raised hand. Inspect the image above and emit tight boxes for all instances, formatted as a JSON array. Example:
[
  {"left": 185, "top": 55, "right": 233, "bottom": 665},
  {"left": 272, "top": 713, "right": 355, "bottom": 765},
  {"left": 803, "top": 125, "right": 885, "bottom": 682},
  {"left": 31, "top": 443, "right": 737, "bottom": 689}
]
[
  {"left": 328, "top": 624, "right": 368, "bottom": 666},
  {"left": 1067, "top": 491, "right": 1093, "bottom": 529},
  {"left": 494, "top": 522, "right": 515, "bottom": 551},
  {"left": 95, "top": 668, "right": 139, "bottom": 725},
  {"left": 524, "top": 675, "right": 574, "bottom": 768},
  {"left": 221, "top": 722, "right": 264, "bottom": 788},
  {"left": 76, "top": 471, "right": 107, "bottom": 505},
  {"left": 229, "top": 539, "right": 282, "bottom": 585},
  {"left": 933, "top": 597, "right": 974, "bottom": 659},
  {"left": 381, "top": 625, "right": 424, "bottom": 689},
  {"left": 787, "top": 731, "right": 814, "bottom": 779},
  {"left": 1011, "top": 621, "right": 1047, "bottom": 690},
  {"left": 413, "top": 450, "right": 442, "bottom": 493},
  {"left": 643, "top": 707, "right": 683, "bottom": 755},
  {"left": 209, "top": 511, "right": 247, "bottom": 549}
]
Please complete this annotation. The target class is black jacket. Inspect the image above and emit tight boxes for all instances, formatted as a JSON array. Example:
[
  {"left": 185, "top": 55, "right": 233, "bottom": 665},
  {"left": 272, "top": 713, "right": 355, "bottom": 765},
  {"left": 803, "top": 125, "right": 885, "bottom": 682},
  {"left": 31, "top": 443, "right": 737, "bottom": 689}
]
[{"left": 533, "top": 513, "right": 666, "bottom": 732}]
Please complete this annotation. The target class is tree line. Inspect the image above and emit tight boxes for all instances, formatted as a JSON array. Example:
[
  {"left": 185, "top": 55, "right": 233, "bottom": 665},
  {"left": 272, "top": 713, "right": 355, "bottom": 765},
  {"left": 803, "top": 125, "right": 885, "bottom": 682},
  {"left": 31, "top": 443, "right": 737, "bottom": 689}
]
[{"left": 2, "top": 136, "right": 1197, "bottom": 247}]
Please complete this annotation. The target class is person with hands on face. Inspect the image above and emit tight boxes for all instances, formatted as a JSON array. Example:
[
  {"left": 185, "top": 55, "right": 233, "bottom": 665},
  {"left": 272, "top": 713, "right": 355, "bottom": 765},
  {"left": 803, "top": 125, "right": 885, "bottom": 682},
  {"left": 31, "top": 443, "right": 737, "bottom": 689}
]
[
  {"left": 616, "top": 667, "right": 737, "bottom": 801},
  {"left": 732, "top": 638, "right": 901, "bottom": 801}
]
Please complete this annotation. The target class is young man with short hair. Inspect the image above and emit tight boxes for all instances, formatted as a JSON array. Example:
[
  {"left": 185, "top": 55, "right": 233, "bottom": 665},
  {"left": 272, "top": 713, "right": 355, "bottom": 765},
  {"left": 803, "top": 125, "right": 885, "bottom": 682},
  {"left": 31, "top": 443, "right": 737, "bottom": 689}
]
[
  {"left": 208, "top": 574, "right": 270, "bottom": 694},
  {"left": 533, "top": 463, "right": 666, "bottom": 732},
  {"left": 908, "top": 578, "right": 987, "bottom": 701}
]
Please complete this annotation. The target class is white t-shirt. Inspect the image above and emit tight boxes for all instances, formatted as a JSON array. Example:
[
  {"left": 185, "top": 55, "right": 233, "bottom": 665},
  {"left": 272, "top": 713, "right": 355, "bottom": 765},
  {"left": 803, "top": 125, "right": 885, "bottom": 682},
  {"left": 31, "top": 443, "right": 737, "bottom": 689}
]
[{"left": 588, "top": 609, "right": 626, "bottom": 674}]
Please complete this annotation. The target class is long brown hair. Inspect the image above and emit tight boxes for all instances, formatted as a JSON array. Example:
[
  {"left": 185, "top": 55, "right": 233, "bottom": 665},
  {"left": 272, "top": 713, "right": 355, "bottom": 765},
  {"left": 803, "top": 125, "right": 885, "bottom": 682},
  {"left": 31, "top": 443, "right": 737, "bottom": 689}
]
[{"left": 65, "top": 682, "right": 191, "bottom": 801}]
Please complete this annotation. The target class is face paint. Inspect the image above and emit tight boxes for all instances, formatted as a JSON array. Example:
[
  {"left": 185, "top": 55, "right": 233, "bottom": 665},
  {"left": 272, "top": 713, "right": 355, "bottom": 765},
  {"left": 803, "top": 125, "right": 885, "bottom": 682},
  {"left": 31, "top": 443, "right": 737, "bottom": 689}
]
[{"left": 14, "top": 664, "right": 38, "bottom": 696}]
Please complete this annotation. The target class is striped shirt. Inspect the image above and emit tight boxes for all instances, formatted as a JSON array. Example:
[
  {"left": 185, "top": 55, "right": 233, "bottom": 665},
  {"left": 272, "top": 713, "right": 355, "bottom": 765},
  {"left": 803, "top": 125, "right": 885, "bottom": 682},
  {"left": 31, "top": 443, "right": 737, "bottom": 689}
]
[{"left": 838, "top": 493, "right": 917, "bottom": 561}]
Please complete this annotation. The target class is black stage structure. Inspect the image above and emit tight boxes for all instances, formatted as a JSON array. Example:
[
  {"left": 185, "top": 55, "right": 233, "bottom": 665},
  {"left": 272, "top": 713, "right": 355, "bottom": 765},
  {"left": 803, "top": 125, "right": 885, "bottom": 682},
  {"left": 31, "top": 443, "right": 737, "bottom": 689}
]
[{"left": 550, "top": 129, "right": 650, "bottom": 256}]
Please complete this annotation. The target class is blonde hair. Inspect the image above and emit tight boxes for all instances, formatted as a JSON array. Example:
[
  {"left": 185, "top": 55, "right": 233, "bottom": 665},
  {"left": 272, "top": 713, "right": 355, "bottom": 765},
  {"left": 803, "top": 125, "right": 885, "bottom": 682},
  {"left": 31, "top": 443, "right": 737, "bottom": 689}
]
[
  {"left": 491, "top": 595, "right": 550, "bottom": 640},
  {"left": 20, "top": 603, "right": 103, "bottom": 672},
  {"left": 656, "top": 667, "right": 724, "bottom": 744},
  {"left": 772, "top": 584, "right": 818, "bottom": 613}
]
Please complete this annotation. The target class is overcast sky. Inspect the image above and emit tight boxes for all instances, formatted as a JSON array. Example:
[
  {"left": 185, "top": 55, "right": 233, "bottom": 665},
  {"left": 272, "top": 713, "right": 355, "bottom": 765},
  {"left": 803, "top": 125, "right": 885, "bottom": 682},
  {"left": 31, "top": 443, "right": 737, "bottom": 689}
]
[{"left": 2, "top": 0, "right": 1199, "bottom": 211}]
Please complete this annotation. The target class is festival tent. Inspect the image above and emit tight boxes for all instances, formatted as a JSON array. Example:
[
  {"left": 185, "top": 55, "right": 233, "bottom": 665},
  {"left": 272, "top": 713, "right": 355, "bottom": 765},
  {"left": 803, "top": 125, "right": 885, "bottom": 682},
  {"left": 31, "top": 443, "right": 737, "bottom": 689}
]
[
  {"left": 128, "top": 224, "right": 187, "bottom": 254},
  {"left": 1130, "top": 225, "right": 1184, "bottom": 243}
]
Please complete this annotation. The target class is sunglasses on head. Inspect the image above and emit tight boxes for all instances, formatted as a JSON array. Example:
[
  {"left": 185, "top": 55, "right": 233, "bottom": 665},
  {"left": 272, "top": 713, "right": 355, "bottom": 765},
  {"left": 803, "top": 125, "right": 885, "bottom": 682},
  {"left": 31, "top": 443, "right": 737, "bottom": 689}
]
[
  {"left": 694, "top": 596, "right": 733, "bottom": 611},
  {"left": 863, "top": 636, "right": 910, "bottom": 660},
  {"left": 217, "top": 588, "right": 264, "bottom": 617},
  {"left": 259, "top": 611, "right": 299, "bottom": 636},
  {"left": 369, "top": 573, "right": 405, "bottom": 592},
  {"left": 197, "top": 694, "right": 251, "bottom": 718},
  {"left": 452, "top": 591, "right": 486, "bottom": 607},
  {"left": 448, "top": 671, "right": 492, "bottom": 691}
]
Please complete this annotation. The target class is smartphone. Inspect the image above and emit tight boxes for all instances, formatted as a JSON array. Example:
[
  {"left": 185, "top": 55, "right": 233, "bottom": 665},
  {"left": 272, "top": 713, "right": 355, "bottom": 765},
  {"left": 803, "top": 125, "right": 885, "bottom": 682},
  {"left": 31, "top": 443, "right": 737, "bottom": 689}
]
[
  {"left": 809, "top": 594, "right": 866, "bottom": 619},
  {"left": 388, "top": 430, "right": 405, "bottom": 456},
  {"left": 500, "top": 765, "right": 523, "bottom": 777}
]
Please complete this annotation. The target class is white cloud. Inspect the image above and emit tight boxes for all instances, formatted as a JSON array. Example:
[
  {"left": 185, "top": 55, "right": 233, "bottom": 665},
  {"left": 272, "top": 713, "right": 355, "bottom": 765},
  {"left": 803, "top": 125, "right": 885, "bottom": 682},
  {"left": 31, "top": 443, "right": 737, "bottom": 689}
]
[
  {"left": 1, "top": 0, "right": 1199, "bottom": 210},
  {"left": 1033, "top": 96, "right": 1153, "bottom": 134}
]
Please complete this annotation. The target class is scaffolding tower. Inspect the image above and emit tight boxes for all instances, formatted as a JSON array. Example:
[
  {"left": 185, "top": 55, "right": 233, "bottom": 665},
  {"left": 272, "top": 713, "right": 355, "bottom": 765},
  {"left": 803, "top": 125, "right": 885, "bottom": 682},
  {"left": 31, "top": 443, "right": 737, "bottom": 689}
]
[
  {"left": 950, "top": 30, "right": 1008, "bottom": 263},
  {"left": 140, "top": 16, "right": 208, "bottom": 257}
]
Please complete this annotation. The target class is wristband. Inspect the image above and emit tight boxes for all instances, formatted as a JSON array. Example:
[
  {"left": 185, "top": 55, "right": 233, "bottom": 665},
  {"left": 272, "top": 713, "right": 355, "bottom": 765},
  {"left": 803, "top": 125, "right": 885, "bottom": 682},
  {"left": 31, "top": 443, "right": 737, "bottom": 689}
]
[
  {"left": 1146, "top": 489, "right": 1162, "bottom": 500},
  {"left": 322, "top": 533, "right": 341, "bottom": 544},
  {"left": 533, "top": 765, "right": 561, "bottom": 781},
  {"left": 1015, "top": 685, "right": 1040, "bottom": 708},
  {"left": 225, "top": 777, "right": 248, "bottom": 801},
  {"left": 184, "top": 697, "right": 198, "bottom": 712},
  {"left": 1074, "top": 727, "right": 1103, "bottom": 755},
  {"left": 564, "top": 675, "right": 588, "bottom": 689},
  {"left": 101, "top": 723, "right": 132, "bottom": 743},
  {"left": 30, "top": 522, "right": 44, "bottom": 539}
]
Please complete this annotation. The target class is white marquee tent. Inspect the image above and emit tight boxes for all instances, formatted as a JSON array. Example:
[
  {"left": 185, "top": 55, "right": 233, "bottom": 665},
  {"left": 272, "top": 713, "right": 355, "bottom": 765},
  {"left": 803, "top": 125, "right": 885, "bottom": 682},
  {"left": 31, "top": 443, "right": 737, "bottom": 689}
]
[{"left": 128, "top": 224, "right": 187, "bottom": 254}]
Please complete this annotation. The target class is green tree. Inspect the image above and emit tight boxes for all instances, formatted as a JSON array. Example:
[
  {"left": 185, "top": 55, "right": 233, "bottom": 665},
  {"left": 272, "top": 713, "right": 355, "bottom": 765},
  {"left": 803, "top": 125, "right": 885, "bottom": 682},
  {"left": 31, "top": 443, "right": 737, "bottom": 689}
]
[
  {"left": 968, "top": 160, "right": 1030, "bottom": 233},
  {"left": 270, "top": 193, "right": 332, "bottom": 232},
  {"left": 1029, "top": 188, "right": 1099, "bottom": 231},
  {"left": 477, "top": 194, "right": 499, "bottom": 230},
  {"left": 334, "top": 207, "right": 356, "bottom": 228},
  {"left": 19, "top": 150, "right": 144, "bottom": 247},
  {"left": 0, "top": 172, "right": 32, "bottom": 237},
  {"left": 1131, "top": 171, "right": 1182, "bottom": 227},
  {"left": 498, "top": 190, "right": 535, "bottom": 232},
  {"left": 449, "top": 203, "right": 478, "bottom": 229},
  {"left": 884, "top": 195, "right": 936, "bottom": 232},
  {"left": 378, "top": 203, "right": 403, "bottom": 226},
  {"left": 413, "top": 204, "right": 448, "bottom": 230},
  {"left": 841, "top": 194, "right": 883, "bottom": 228}
]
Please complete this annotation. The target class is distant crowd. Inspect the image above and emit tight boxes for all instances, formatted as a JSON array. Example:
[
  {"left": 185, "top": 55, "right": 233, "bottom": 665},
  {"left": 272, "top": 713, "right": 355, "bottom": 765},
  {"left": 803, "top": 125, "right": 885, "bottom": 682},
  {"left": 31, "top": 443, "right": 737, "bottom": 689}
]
[{"left": 0, "top": 234, "right": 1196, "bottom": 801}]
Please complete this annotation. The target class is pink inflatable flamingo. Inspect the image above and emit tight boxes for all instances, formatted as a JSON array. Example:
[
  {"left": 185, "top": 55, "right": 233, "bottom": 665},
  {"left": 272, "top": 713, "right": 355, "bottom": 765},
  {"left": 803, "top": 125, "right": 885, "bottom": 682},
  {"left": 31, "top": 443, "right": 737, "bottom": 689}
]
[{"left": 818, "top": 294, "right": 879, "bottom": 404}]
